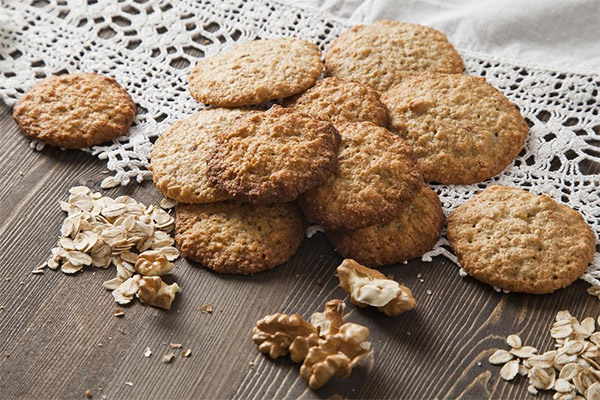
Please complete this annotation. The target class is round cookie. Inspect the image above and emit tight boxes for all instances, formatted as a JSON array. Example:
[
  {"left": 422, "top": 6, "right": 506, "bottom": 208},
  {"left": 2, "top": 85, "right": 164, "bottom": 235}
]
[
  {"left": 381, "top": 73, "right": 528, "bottom": 184},
  {"left": 447, "top": 186, "right": 596, "bottom": 294},
  {"left": 328, "top": 183, "right": 444, "bottom": 266},
  {"left": 13, "top": 73, "right": 135, "bottom": 148},
  {"left": 284, "top": 77, "right": 389, "bottom": 127},
  {"left": 189, "top": 38, "right": 323, "bottom": 107},
  {"left": 325, "top": 20, "right": 463, "bottom": 92},
  {"left": 175, "top": 201, "right": 304, "bottom": 274},
  {"left": 298, "top": 121, "right": 422, "bottom": 231},
  {"left": 206, "top": 106, "right": 339, "bottom": 204},
  {"left": 149, "top": 108, "right": 251, "bottom": 204}
]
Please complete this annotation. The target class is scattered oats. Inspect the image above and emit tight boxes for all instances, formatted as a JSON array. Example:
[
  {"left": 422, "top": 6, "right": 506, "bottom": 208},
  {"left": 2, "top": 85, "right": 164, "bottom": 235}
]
[
  {"left": 114, "top": 308, "right": 125, "bottom": 317},
  {"left": 85, "top": 389, "right": 92, "bottom": 399},
  {"left": 181, "top": 349, "right": 192, "bottom": 357},
  {"left": 458, "top": 268, "right": 468, "bottom": 277},
  {"left": 490, "top": 310, "right": 600, "bottom": 399},
  {"left": 249, "top": 361, "right": 255, "bottom": 367},
  {"left": 143, "top": 347, "right": 152, "bottom": 358},
  {"left": 42, "top": 187, "right": 181, "bottom": 312},
  {"left": 31, "top": 269, "right": 44, "bottom": 275},
  {"left": 125, "top": 382, "right": 133, "bottom": 387},
  {"left": 507, "top": 334, "right": 522, "bottom": 349},
  {"left": 426, "top": 289, "right": 432, "bottom": 295},
  {"left": 500, "top": 360, "right": 519, "bottom": 381},
  {"left": 162, "top": 353, "right": 175, "bottom": 363},
  {"left": 170, "top": 343, "right": 182, "bottom": 349},
  {"left": 3, "top": 352, "right": 9, "bottom": 358},
  {"left": 100, "top": 176, "right": 119, "bottom": 189},
  {"left": 159, "top": 198, "right": 177, "bottom": 209},
  {"left": 98, "top": 343, "right": 103, "bottom": 347},
  {"left": 477, "top": 362, "right": 482, "bottom": 366},
  {"left": 5, "top": 276, "right": 10, "bottom": 281},
  {"left": 0, "top": 305, "right": 4, "bottom": 311},
  {"left": 489, "top": 349, "right": 514, "bottom": 364},
  {"left": 199, "top": 303, "right": 214, "bottom": 313},
  {"left": 118, "top": 328, "right": 126, "bottom": 335}
]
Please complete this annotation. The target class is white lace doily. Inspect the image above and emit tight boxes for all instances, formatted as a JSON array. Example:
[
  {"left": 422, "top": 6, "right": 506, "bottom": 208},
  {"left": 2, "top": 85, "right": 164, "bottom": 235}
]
[{"left": 1, "top": 0, "right": 598, "bottom": 283}]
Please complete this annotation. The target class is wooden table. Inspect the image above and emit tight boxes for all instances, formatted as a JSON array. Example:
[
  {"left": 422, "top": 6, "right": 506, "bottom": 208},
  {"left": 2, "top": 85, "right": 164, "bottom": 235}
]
[{"left": 0, "top": 101, "right": 598, "bottom": 400}]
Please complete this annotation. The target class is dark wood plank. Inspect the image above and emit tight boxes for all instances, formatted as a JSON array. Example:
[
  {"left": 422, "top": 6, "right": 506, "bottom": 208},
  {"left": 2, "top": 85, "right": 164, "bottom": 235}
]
[{"left": 0, "top": 98, "right": 598, "bottom": 400}]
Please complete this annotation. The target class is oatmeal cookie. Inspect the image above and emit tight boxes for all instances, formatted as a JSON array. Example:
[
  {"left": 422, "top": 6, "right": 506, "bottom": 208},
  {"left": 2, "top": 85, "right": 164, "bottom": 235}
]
[
  {"left": 328, "top": 184, "right": 444, "bottom": 266},
  {"left": 325, "top": 20, "right": 463, "bottom": 92},
  {"left": 207, "top": 106, "right": 339, "bottom": 204},
  {"left": 13, "top": 73, "right": 135, "bottom": 148},
  {"left": 299, "top": 121, "right": 422, "bottom": 230},
  {"left": 175, "top": 201, "right": 304, "bottom": 274},
  {"left": 382, "top": 73, "right": 528, "bottom": 184},
  {"left": 189, "top": 38, "right": 323, "bottom": 106},
  {"left": 447, "top": 186, "right": 596, "bottom": 294}
]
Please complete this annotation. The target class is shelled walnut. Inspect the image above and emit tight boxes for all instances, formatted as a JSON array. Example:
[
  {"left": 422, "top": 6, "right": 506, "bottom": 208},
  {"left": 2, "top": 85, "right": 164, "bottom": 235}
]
[
  {"left": 337, "top": 259, "right": 416, "bottom": 316},
  {"left": 253, "top": 299, "right": 372, "bottom": 389},
  {"left": 300, "top": 323, "right": 371, "bottom": 389}
]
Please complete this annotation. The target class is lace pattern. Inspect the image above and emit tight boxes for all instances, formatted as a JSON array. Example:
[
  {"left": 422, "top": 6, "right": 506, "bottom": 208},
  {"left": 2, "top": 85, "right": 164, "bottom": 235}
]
[{"left": 1, "top": 0, "right": 598, "bottom": 283}]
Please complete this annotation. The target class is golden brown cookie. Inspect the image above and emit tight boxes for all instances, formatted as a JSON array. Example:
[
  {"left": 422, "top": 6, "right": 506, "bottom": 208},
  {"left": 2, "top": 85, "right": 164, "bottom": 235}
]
[
  {"left": 382, "top": 73, "right": 528, "bottom": 184},
  {"left": 175, "top": 201, "right": 304, "bottom": 274},
  {"left": 328, "top": 184, "right": 444, "bottom": 266},
  {"left": 284, "top": 77, "right": 389, "bottom": 127},
  {"left": 206, "top": 106, "right": 339, "bottom": 204},
  {"left": 325, "top": 20, "right": 463, "bottom": 92},
  {"left": 447, "top": 186, "right": 596, "bottom": 294},
  {"left": 189, "top": 38, "right": 323, "bottom": 107},
  {"left": 299, "top": 121, "right": 422, "bottom": 230},
  {"left": 13, "top": 73, "right": 135, "bottom": 148},
  {"left": 149, "top": 108, "right": 250, "bottom": 204}
]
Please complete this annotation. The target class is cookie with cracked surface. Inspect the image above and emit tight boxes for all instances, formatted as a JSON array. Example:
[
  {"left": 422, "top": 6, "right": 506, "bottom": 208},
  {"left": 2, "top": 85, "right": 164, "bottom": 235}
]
[
  {"left": 325, "top": 20, "right": 463, "bottom": 92},
  {"left": 298, "top": 121, "right": 422, "bottom": 230},
  {"left": 328, "top": 183, "right": 444, "bottom": 266},
  {"left": 284, "top": 77, "right": 389, "bottom": 127},
  {"left": 382, "top": 73, "right": 528, "bottom": 184},
  {"left": 189, "top": 38, "right": 323, "bottom": 107},
  {"left": 447, "top": 186, "right": 596, "bottom": 294},
  {"left": 175, "top": 201, "right": 304, "bottom": 274},
  {"left": 207, "top": 106, "right": 339, "bottom": 204},
  {"left": 149, "top": 108, "right": 250, "bottom": 204},
  {"left": 13, "top": 73, "right": 135, "bottom": 149}
]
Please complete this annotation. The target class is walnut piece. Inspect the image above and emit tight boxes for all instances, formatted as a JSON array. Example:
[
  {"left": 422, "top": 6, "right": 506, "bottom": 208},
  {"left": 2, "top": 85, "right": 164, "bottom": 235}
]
[
  {"left": 337, "top": 259, "right": 416, "bottom": 316},
  {"left": 135, "top": 250, "right": 174, "bottom": 276},
  {"left": 300, "top": 323, "right": 371, "bottom": 390},
  {"left": 310, "top": 299, "right": 345, "bottom": 337},
  {"left": 136, "top": 276, "right": 179, "bottom": 310},
  {"left": 252, "top": 313, "right": 317, "bottom": 360}
]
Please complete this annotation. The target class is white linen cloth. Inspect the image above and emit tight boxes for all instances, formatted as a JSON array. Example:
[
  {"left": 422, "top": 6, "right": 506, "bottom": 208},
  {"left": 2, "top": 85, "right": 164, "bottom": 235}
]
[{"left": 301, "top": 0, "right": 600, "bottom": 75}]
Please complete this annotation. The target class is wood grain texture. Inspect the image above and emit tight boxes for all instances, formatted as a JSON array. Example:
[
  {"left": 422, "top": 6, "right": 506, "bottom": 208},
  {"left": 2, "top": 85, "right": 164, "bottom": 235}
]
[{"left": 0, "top": 100, "right": 598, "bottom": 400}]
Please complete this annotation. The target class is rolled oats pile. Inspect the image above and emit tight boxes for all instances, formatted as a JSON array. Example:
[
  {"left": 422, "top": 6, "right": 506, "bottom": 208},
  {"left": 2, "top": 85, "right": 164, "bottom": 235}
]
[
  {"left": 37, "top": 186, "right": 181, "bottom": 310},
  {"left": 489, "top": 310, "right": 600, "bottom": 400}
]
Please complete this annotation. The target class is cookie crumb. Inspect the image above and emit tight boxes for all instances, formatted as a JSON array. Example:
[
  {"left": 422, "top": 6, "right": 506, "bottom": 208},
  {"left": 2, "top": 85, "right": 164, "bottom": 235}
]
[
  {"left": 143, "top": 347, "right": 152, "bottom": 358},
  {"left": 125, "top": 382, "right": 133, "bottom": 387},
  {"left": 181, "top": 349, "right": 192, "bottom": 357},
  {"left": 114, "top": 308, "right": 124, "bottom": 317},
  {"left": 162, "top": 353, "right": 175, "bottom": 363},
  {"left": 426, "top": 290, "right": 432, "bottom": 295},
  {"left": 118, "top": 328, "right": 126, "bottom": 335},
  {"left": 170, "top": 343, "right": 182, "bottom": 349},
  {"left": 85, "top": 389, "right": 92, "bottom": 399},
  {"left": 199, "top": 303, "right": 213, "bottom": 313}
]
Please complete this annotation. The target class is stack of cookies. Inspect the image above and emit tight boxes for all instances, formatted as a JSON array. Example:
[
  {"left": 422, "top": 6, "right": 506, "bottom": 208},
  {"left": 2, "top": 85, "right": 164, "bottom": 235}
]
[{"left": 147, "top": 20, "right": 538, "bottom": 277}]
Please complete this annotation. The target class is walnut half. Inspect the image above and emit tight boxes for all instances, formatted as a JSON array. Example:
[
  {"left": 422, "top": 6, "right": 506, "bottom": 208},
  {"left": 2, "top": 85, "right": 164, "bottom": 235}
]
[
  {"left": 300, "top": 323, "right": 371, "bottom": 390},
  {"left": 135, "top": 250, "right": 174, "bottom": 276},
  {"left": 337, "top": 259, "right": 416, "bottom": 316}
]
